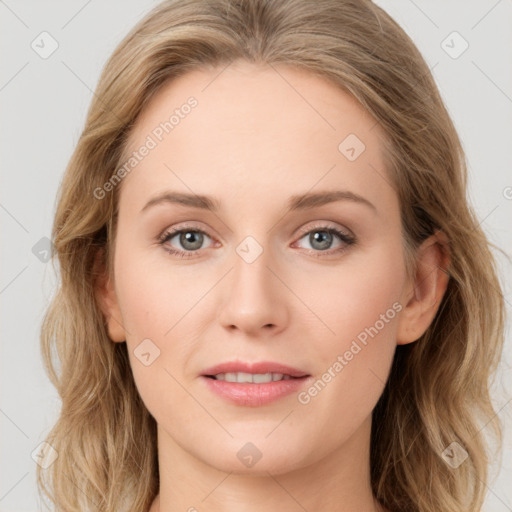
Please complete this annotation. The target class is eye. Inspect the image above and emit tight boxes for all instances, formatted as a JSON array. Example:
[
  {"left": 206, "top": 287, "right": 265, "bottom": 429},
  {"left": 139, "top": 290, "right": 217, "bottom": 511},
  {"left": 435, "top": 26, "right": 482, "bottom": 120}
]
[
  {"left": 293, "top": 223, "right": 356, "bottom": 257},
  {"left": 157, "top": 222, "right": 356, "bottom": 259},
  {"left": 157, "top": 225, "right": 214, "bottom": 259}
]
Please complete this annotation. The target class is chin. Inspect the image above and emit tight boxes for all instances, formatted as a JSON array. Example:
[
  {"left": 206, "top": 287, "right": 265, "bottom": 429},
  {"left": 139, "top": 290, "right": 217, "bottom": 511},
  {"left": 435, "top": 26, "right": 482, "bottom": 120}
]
[{"left": 197, "top": 437, "right": 312, "bottom": 476}]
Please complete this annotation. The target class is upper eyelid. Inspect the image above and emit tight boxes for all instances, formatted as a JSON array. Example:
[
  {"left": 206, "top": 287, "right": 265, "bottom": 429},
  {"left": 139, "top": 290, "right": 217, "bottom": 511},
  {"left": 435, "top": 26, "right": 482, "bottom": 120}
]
[
  {"left": 296, "top": 222, "right": 352, "bottom": 237},
  {"left": 161, "top": 221, "right": 351, "bottom": 238}
]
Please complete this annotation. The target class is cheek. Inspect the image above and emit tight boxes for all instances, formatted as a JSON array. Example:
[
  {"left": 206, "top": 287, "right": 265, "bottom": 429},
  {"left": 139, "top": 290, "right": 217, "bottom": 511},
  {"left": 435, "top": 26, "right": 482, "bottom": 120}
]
[
  {"left": 114, "top": 266, "right": 188, "bottom": 422},
  {"left": 299, "top": 241, "right": 404, "bottom": 408},
  {"left": 113, "top": 240, "right": 193, "bottom": 337},
  {"left": 112, "top": 242, "right": 204, "bottom": 412},
  {"left": 305, "top": 239, "right": 405, "bottom": 347}
]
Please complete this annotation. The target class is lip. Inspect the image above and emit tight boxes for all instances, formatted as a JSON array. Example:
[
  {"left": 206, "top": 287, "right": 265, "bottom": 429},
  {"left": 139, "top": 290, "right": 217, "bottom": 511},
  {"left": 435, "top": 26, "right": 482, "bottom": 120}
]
[
  {"left": 200, "top": 360, "right": 312, "bottom": 407},
  {"left": 201, "top": 376, "right": 311, "bottom": 407},
  {"left": 201, "top": 360, "right": 309, "bottom": 378}
]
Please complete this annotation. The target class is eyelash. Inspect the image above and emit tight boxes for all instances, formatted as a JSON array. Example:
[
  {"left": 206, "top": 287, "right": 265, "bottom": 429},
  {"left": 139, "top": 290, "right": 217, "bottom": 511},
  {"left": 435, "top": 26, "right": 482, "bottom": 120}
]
[{"left": 157, "top": 223, "right": 356, "bottom": 259}]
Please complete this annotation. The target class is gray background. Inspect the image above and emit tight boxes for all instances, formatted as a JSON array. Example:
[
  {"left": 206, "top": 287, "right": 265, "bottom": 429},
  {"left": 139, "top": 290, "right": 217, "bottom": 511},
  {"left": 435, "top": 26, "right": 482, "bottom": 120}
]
[{"left": 1, "top": 1, "right": 511, "bottom": 510}]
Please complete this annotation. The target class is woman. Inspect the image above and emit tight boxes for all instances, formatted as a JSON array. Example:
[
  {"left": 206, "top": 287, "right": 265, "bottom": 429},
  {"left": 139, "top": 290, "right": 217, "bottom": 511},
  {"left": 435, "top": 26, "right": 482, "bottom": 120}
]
[{"left": 37, "top": 1, "right": 505, "bottom": 511}]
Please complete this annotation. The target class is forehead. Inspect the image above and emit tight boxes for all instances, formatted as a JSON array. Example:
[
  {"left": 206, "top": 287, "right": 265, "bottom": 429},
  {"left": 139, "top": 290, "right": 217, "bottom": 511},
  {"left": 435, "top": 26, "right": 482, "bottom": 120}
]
[{"left": 118, "top": 60, "right": 395, "bottom": 214}]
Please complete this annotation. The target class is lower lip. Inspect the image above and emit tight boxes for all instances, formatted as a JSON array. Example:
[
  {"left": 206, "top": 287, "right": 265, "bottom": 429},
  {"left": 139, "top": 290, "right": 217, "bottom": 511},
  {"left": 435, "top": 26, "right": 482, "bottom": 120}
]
[{"left": 201, "top": 375, "right": 311, "bottom": 407}]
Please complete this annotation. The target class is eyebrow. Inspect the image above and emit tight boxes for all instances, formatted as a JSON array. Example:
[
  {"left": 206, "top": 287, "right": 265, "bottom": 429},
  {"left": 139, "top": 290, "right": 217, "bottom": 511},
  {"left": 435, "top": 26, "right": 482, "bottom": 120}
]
[{"left": 140, "top": 189, "right": 377, "bottom": 214}]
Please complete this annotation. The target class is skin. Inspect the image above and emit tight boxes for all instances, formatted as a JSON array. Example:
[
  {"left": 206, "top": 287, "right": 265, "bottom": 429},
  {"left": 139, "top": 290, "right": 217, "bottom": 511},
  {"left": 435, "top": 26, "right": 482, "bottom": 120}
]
[{"left": 96, "top": 59, "right": 449, "bottom": 512}]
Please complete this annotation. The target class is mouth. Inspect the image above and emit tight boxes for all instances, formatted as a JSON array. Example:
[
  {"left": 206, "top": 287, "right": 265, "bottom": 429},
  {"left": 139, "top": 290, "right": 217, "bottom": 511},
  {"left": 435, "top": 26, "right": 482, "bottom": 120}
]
[
  {"left": 204, "top": 372, "right": 305, "bottom": 383},
  {"left": 201, "top": 360, "right": 310, "bottom": 380},
  {"left": 200, "top": 361, "right": 311, "bottom": 407}
]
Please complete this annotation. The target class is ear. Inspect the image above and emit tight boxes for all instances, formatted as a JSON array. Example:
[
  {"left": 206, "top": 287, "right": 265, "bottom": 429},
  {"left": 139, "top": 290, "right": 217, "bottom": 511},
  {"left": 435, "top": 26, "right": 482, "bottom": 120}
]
[
  {"left": 396, "top": 230, "right": 450, "bottom": 345},
  {"left": 93, "top": 248, "right": 126, "bottom": 343}
]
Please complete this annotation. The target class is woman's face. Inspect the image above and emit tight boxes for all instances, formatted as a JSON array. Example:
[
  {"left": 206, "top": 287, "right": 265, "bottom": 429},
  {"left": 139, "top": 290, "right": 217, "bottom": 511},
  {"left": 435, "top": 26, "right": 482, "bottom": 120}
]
[{"left": 101, "top": 60, "right": 416, "bottom": 474}]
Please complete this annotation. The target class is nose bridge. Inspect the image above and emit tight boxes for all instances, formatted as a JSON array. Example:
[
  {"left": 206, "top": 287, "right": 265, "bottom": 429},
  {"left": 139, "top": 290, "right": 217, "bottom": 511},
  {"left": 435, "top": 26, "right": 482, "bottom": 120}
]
[
  {"left": 231, "top": 233, "right": 276, "bottom": 304},
  {"left": 217, "top": 232, "right": 288, "bottom": 334}
]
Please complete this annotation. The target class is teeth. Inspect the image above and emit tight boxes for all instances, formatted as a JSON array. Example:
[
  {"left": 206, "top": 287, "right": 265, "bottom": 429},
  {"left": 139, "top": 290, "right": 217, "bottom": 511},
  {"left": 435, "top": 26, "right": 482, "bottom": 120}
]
[{"left": 213, "top": 372, "right": 294, "bottom": 383}]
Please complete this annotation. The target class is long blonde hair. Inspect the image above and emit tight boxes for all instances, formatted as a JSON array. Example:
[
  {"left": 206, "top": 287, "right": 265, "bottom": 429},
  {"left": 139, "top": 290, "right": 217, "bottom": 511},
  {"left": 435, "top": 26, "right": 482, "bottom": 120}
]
[{"left": 37, "top": 1, "right": 506, "bottom": 510}]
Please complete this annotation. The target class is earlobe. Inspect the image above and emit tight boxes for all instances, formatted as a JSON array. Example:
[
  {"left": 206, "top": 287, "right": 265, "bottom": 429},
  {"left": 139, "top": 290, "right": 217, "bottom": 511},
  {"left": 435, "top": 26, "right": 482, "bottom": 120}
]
[
  {"left": 93, "top": 248, "right": 126, "bottom": 343},
  {"left": 396, "top": 230, "right": 450, "bottom": 345}
]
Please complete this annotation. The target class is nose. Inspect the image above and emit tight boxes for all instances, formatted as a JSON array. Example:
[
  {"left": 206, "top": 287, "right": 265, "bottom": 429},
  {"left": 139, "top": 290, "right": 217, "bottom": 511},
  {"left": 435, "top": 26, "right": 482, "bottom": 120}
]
[{"left": 217, "top": 243, "right": 289, "bottom": 337}]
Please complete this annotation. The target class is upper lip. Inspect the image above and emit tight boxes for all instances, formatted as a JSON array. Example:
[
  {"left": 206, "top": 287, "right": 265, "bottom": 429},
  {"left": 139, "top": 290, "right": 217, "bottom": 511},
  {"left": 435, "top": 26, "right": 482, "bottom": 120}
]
[{"left": 201, "top": 361, "right": 310, "bottom": 378}]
